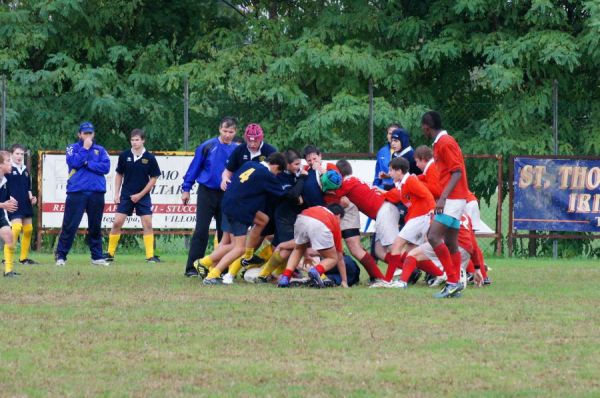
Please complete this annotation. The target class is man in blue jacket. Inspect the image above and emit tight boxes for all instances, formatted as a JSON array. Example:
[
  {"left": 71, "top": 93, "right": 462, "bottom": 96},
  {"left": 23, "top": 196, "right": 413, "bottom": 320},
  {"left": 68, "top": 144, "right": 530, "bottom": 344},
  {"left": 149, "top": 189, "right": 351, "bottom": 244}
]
[
  {"left": 181, "top": 116, "right": 239, "bottom": 277},
  {"left": 55, "top": 122, "right": 110, "bottom": 266},
  {"left": 373, "top": 123, "right": 401, "bottom": 190}
]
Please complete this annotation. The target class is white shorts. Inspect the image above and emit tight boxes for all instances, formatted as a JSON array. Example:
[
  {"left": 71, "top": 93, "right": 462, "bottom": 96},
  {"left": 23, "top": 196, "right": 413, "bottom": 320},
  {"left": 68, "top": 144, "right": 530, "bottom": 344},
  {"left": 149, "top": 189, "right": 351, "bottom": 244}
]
[
  {"left": 419, "top": 242, "right": 444, "bottom": 271},
  {"left": 443, "top": 199, "right": 467, "bottom": 220},
  {"left": 459, "top": 247, "right": 471, "bottom": 271},
  {"left": 375, "top": 202, "right": 400, "bottom": 247},
  {"left": 340, "top": 202, "right": 361, "bottom": 231},
  {"left": 398, "top": 214, "right": 431, "bottom": 245},
  {"left": 465, "top": 200, "right": 494, "bottom": 233},
  {"left": 294, "top": 215, "right": 334, "bottom": 251}
]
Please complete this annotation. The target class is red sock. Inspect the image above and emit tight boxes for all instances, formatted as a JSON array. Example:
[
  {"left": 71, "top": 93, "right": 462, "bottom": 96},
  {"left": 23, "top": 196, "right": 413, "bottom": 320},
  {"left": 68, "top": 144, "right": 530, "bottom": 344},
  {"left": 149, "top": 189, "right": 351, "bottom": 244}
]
[
  {"left": 433, "top": 243, "right": 458, "bottom": 283},
  {"left": 466, "top": 260, "right": 475, "bottom": 274},
  {"left": 400, "top": 252, "right": 408, "bottom": 262},
  {"left": 384, "top": 252, "right": 392, "bottom": 264},
  {"left": 384, "top": 254, "right": 402, "bottom": 282},
  {"left": 282, "top": 269, "right": 293, "bottom": 278},
  {"left": 417, "top": 260, "right": 443, "bottom": 277},
  {"left": 360, "top": 253, "right": 385, "bottom": 280},
  {"left": 315, "top": 264, "right": 325, "bottom": 275},
  {"left": 449, "top": 251, "right": 462, "bottom": 283},
  {"left": 401, "top": 256, "right": 417, "bottom": 283}
]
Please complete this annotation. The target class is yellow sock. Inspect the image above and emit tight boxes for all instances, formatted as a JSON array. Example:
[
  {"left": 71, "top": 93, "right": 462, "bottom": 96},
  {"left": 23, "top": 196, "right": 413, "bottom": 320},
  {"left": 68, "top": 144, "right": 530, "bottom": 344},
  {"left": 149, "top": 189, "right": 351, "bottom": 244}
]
[
  {"left": 257, "top": 244, "right": 274, "bottom": 261},
  {"left": 199, "top": 255, "right": 214, "bottom": 268},
  {"left": 206, "top": 268, "right": 222, "bottom": 279},
  {"left": 229, "top": 257, "right": 243, "bottom": 276},
  {"left": 20, "top": 223, "right": 32, "bottom": 261},
  {"left": 4, "top": 243, "right": 14, "bottom": 273},
  {"left": 242, "top": 247, "right": 255, "bottom": 260},
  {"left": 259, "top": 252, "right": 283, "bottom": 277},
  {"left": 108, "top": 234, "right": 121, "bottom": 256},
  {"left": 213, "top": 233, "right": 219, "bottom": 247},
  {"left": 143, "top": 234, "right": 154, "bottom": 259}
]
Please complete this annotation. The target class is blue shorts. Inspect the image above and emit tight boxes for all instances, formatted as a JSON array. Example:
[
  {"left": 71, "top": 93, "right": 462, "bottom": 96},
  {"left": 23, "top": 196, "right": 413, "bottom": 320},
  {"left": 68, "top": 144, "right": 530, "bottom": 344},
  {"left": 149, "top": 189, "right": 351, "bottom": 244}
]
[
  {"left": 223, "top": 214, "right": 251, "bottom": 237},
  {"left": 116, "top": 194, "right": 152, "bottom": 217},
  {"left": 433, "top": 213, "right": 460, "bottom": 230},
  {"left": 0, "top": 211, "right": 9, "bottom": 228}
]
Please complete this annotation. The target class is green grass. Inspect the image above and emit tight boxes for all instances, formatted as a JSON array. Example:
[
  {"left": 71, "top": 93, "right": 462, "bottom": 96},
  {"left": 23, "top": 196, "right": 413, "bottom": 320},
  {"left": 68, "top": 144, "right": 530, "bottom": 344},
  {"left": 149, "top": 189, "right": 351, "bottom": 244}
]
[{"left": 1, "top": 255, "right": 599, "bottom": 397}]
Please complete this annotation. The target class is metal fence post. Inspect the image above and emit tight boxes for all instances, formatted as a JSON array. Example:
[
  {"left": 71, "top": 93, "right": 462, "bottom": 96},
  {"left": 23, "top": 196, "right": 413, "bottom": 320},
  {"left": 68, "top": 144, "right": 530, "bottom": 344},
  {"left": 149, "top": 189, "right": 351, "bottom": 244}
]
[
  {"left": 1, "top": 75, "right": 6, "bottom": 149},
  {"left": 368, "top": 78, "right": 374, "bottom": 154},
  {"left": 183, "top": 76, "right": 190, "bottom": 151},
  {"left": 552, "top": 80, "right": 559, "bottom": 259}
]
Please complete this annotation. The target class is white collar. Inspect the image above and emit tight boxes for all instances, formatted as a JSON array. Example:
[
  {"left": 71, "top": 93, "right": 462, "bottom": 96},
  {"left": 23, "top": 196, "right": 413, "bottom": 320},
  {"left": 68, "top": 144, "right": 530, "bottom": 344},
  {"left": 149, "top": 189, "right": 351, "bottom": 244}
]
[
  {"left": 398, "top": 146, "right": 413, "bottom": 157},
  {"left": 433, "top": 130, "right": 448, "bottom": 145},
  {"left": 12, "top": 162, "right": 26, "bottom": 173},
  {"left": 132, "top": 148, "right": 146, "bottom": 161},
  {"left": 423, "top": 159, "right": 434, "bottom": 174},
  {"left": 395, "top": 172, "right": 411, "bottom": 190},
  {"left": 248, "top": 142, "right": 264, "bottom": 158}
]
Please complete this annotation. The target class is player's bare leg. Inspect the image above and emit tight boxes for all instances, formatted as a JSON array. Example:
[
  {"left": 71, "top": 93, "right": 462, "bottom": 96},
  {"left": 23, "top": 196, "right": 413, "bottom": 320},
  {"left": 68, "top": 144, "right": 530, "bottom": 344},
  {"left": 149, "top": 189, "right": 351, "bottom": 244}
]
[
  {"left": 140, "top": 214, "right": 159, "bottom": 262},
  {"left": 344, "top": 235, "right": 385, "bottom": 281}
]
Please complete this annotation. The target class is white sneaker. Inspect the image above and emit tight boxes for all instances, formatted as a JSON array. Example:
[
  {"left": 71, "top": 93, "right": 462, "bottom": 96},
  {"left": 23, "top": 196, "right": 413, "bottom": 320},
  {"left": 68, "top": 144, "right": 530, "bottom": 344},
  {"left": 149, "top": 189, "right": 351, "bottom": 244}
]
[
  {"left": 393, "top": 269, "right": 402, "bottom": 278},
  {"left": 55, "top": 259, "right": 66, "bottom": 266},
  {"left": 91, "top": 258, "right": 110, "bottom": 266},
  {"left": 369, "top": 280, "right": 390, "bottom": 288},
  {"left": 430, "top": 273, "right": 447, "bottom": 287},
  {"left": 388, "top": 280, "right": 408, "bottom": 289},
  {"left": 222, "top": 273, "right": 234, "bottom": 285}
]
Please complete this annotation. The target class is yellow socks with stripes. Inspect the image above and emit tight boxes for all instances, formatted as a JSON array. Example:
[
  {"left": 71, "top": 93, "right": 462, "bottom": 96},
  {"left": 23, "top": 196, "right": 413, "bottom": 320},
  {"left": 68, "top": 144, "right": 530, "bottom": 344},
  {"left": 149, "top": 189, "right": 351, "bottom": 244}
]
[
  {"left": 257, "top": 244, "right": 273, "bottom": 261},
  {"left": 143, "top": 234, "right": 154, "bottom": 259},
  {"left": 20, "top": 224, "right": 33, "bottom": 261},
  {"left": 242, "top": 247, "right": 255, "bottom": 261},
  {"left": 206, "top": 267, "right": 222, "bottom": 279},
  {"left": 259, "top": 252, "right": 284, "bottom": 277},
  {"left": 108, "top": 234, "right": 121, "bottom": 256}
]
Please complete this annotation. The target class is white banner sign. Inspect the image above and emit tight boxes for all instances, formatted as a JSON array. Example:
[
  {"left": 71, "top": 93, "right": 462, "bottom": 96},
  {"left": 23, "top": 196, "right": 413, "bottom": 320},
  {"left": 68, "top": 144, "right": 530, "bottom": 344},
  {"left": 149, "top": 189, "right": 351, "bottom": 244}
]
[{"left": 40, "top": 152, "right": 378, "bottom": 231}]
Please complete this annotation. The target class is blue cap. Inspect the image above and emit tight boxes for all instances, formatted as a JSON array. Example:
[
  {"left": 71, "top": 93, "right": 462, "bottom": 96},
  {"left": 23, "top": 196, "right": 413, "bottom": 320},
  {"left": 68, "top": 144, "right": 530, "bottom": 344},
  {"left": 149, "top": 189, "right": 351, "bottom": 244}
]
[{"left": 79, "top": 121, "right": 95, "bottom": 133}]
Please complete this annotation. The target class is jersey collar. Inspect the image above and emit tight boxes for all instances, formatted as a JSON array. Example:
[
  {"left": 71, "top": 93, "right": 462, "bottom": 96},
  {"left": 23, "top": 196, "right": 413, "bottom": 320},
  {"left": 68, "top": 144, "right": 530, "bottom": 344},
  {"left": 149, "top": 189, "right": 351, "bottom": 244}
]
[
  {"left": 248, "top": 142, "right": 264, "bottom": 158},
  {"left": 424, "top": 159, "right": 434, "bottom": 174},
  {"left": 132, "top": 148, "right": 146, "bottom": 161},
  {"left": 433, "top": 130, "right": 448, "bottom": 145},
  {"left": 12, "top": 162, "right": 26, "bottom": 174},
  {"left": 395, "top": 172, "right": 411, "bottom": 190},
  {"left": 398, "top": 146, "right": 413, "bottom": 157}
]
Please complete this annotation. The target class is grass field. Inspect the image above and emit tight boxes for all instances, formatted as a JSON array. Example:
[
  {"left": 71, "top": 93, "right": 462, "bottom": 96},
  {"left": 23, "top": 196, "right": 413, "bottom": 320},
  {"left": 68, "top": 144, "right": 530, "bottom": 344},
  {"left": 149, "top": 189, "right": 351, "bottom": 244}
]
[{"left": 1, "top": 254, "right": 599, "bottom": 397}]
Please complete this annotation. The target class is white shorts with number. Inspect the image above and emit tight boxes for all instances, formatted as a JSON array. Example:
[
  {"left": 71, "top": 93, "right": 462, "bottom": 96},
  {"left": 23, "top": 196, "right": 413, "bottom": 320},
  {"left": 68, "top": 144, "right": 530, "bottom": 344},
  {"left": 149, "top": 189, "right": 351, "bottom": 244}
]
[
  {"left": 340, "top": 202, "right": 361, "bottom": 231},
  {"left": 419, "top": 242, "right": 444, "bottom": 271},
  {"left": 294, "top": 215, "right": 334, "bottom": 251},
  {"left": 443, "top": 199, "right": 467, "bottom": 220},
  {"left": 375, "top": 202, "right": 400, "bottom": 247},
  {"left": 398, "top": 214, "right": 432, "bottom": 246},
  {"left": 465, "top": 200, "right": 494, "bottom": 233}
]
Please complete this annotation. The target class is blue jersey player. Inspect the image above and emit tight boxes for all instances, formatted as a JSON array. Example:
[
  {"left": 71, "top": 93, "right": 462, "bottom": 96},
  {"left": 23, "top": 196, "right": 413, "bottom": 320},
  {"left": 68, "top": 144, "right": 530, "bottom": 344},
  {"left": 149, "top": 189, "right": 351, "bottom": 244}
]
[
  {"left": 55, "top": 122, "right": 110, "bottom": 266},
  {"left": 106, "top": 129, "right": 161, "bottom": 263},
  {"left": 5, "top": 144, "right": 38, "bottom": 265},
  {"left": 201, "top": 152, "right": 303, "bottom": 285}
]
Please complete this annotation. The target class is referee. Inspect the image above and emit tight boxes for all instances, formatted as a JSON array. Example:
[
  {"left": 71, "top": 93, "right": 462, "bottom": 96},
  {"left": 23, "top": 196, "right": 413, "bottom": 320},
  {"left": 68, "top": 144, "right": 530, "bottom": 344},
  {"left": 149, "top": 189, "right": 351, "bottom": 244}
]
[{"left": 181, "top": 117, "right": 238, "bottom": 277}]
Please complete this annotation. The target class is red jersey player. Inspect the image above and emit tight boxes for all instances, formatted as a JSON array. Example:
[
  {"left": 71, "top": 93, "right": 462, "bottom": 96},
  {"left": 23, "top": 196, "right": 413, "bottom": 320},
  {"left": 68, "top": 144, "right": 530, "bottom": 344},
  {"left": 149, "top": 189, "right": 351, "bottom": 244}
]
[
  {"left": 414, "top": 145, "right": 443, "bottom": 199},
  {"left": 277, "top": 204, "right": 348, "bottom": 288},
  {"left": 421, "top": 111, "right": 471, "bottom": 298},
  {"left": 371, "top": 157, "right": 436, "bottom": 288}
]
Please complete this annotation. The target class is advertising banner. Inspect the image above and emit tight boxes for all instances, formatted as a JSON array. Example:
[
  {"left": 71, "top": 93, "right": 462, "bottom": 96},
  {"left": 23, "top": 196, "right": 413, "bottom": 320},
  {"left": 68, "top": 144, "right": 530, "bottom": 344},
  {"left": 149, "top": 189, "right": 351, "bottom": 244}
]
[{"left": 513, "top": 157, "right": 600, "bottom": 232}]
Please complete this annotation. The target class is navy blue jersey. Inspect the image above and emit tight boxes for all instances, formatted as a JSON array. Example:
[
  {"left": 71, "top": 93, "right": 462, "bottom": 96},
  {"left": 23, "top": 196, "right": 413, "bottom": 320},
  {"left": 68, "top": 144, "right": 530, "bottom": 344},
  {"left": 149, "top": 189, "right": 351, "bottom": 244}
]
[
  {"left": 0, "top": 177, "right": 9, "bottom": 203},
  {"left": 5, "top": 165, "right": 33, "bottom": 216},
  {"left": 301, "top": 169, "right": 325, "bottom": 207},
  {"left": 116, "top": 149, "right": 161, "bottom": 196},
  {"left": 275, "top": 171, "right": 305, "bottom": 219},
  {"left": 222, "top": 163, "right": 295, "bottom": 225},
  {"left": 225, "top": 142, "right": 277, "bottom": 173}
]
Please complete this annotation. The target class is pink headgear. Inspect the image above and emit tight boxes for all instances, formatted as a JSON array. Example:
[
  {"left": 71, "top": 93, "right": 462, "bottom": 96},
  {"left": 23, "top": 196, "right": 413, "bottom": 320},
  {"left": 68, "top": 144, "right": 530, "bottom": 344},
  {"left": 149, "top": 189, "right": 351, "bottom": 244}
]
[{"left": 244, "top": 124, "right": 264, "bottom": 142}]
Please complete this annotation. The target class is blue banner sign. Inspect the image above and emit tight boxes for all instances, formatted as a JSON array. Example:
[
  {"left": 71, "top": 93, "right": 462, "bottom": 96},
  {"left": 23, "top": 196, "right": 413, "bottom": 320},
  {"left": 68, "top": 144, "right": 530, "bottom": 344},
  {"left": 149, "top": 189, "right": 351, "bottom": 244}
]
[{"left": 513, "top": 157, "right": 600, "bottom": 232}]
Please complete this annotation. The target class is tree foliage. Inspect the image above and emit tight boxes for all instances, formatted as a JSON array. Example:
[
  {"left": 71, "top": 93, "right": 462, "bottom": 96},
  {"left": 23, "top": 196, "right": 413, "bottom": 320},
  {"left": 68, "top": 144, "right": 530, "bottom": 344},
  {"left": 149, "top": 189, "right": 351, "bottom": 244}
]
[{"left": 2, "top": 0, "right": 600, "bottom": 201}]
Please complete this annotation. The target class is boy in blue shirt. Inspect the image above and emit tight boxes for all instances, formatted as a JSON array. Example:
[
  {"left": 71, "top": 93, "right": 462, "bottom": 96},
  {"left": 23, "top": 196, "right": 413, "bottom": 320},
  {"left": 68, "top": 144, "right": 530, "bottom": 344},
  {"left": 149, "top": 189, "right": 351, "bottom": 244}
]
[
  {"left": 0, "top": 150, "right": 19, "bottom": 277},
  {"left": 106, "top": 129, "right": 161, "bottom": 262},
  {"left": 55, "top": 122, "right": 110, "bottom": 266},
  {"left": 201, "top": 152, "right": 302, "bottom": 285},
  {"left": 5, "top": 144, "right": 38, "bottom": 265}
]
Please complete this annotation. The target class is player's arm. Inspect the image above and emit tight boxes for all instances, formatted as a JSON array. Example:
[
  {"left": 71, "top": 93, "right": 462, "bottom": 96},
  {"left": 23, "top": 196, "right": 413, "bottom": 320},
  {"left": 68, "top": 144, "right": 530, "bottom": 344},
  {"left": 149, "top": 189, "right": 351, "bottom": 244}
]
[
  {"left": 0, "top": 196, "right": 18, "bottom": 212},
  {"left": 66, "top": 144, "right": 88, "bottom": 169},
  {"left": 220, "top": 147, "right": 240, "bottom": 191},
  {"left": 337, "top": 251, "right": 348, "bottom": 287},
  {"left": 182, "top": 144, "right": 205, "bottom": 203},
  {"left": 382, "top": 187, "right": 402, "bottom": 204},
  {"left": 86, "top": 148, "right": 110, "bottom": 175},
  {"left": 114, "top": 173, "right": 123, "bottom": 204},
  {"left": 373, "top": 157, "right": 383, "bottom": 188}
]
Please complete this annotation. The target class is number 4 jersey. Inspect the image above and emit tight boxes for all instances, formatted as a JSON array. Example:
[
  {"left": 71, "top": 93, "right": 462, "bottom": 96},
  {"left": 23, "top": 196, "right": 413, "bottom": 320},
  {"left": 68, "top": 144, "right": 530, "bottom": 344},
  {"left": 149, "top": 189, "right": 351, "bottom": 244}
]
[{"left": 222, "top": 162, "right": 297, "bottom": 225}]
